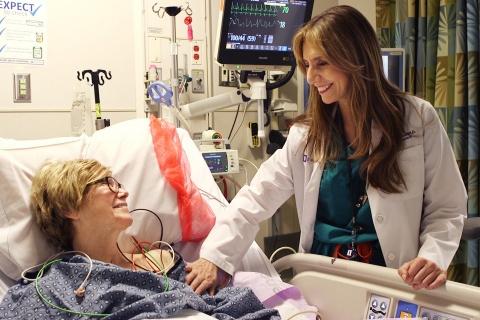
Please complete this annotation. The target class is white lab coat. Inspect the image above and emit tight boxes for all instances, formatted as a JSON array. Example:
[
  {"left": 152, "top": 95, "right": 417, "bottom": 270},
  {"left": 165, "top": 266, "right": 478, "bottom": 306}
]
[{"left": 200, "top": 96, "right": 467, "bottom": 275}]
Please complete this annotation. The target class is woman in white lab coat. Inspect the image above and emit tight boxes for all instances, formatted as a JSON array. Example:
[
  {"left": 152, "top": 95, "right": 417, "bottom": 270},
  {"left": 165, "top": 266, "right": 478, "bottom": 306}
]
[{"left": 186, "top": 5, "right": 467, "bottom": 295}]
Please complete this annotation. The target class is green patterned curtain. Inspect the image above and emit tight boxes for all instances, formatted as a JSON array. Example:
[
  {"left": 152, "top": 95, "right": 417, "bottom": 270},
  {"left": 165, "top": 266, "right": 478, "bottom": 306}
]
[{"left": 376, "top": 0, "right": 479, "bottom": 286}]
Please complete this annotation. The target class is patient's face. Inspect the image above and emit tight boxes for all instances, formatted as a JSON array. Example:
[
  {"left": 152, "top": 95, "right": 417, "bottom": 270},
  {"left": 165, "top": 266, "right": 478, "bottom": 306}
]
[{"left": 79, "top": 181, "right": 133, "bottom": 231}]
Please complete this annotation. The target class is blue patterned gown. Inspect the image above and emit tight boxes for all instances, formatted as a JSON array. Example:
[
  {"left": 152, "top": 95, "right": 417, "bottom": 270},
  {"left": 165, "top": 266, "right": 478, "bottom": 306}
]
[{"left": 0, "top": 255, "right": 280, "bottom": 320}]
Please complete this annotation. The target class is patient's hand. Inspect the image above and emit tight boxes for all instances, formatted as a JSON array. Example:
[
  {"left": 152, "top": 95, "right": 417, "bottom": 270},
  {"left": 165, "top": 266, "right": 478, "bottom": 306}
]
[
  {"left": 185, "top": 258, "right": 229, "bottom": 295},
  {"left": 398, "top": 257, "right": 447, "bottom": 290}
]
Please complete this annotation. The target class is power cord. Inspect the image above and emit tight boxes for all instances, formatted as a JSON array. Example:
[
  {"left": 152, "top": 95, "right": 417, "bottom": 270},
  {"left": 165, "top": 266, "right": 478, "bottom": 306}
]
[
  {"left": 22, "top": 250, "right": 93, "bottom": 296},
  {"left": 198, "top": 187, "right": 228, "bottom": 207},
  {"left": 230, "top": 101, "right": 252, "bottom": 143},
  {"left": 31, "top": 251, "right": 111, "bottom": 318},
  {"left": 285, "top": 309, "right": 322, "bottom": 320},
  {"left": 239, "top": 158, "right": 259, "bottom": 171},
  {"left": 227, "top": 104, "right": 241, "bottom": 140},
  {"left": 240, "top": 164, "right": 249, "bottom": 186},
  {"left": 129, "top": 208, "right": 164, "bottom": 242},
  {"left": 269, "top": 246, "right": 297, "bottom": 263}
]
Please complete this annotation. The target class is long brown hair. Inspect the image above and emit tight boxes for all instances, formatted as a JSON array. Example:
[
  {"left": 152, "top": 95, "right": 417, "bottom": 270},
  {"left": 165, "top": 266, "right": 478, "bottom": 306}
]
[{"left": 292, "top": 5, "right": 407, "bottom": 193}]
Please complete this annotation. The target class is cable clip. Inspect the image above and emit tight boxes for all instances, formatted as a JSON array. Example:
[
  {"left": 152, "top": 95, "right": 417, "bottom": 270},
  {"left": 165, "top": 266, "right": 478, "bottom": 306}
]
[{"left": 74, "top": 287, "right": 86, "bottom": 297}]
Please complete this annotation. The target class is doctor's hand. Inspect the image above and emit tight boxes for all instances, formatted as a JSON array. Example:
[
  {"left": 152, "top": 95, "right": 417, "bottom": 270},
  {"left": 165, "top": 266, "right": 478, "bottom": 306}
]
[
  {"left": 398, "top": 257, "right": 447, "bottom": 290},
  {"left": 185, "top": 258, "right": 230, "bottom": 295}
]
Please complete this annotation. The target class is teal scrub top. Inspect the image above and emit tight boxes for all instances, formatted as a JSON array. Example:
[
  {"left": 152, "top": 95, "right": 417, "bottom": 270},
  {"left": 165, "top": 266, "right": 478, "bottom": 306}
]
[{"left": 310, "top": 140, "right": 386, "bottom": 266}]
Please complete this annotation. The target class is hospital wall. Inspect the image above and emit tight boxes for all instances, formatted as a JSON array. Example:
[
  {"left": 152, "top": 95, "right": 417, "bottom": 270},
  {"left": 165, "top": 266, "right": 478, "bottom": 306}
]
[
  {"left": 0, "top": 1, "right": 147, "bottom": 139},
  {"left": 0, "top": 0, "right": 376, "bottom": 250},
  {"left": 0, "top": 0, "right": 375, "bottom": 139}
]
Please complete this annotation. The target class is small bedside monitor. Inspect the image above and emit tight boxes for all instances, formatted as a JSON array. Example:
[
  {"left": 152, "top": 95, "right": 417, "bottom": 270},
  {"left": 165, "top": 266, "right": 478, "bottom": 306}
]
[
  {"left": 381, "top": 48, "right": 406, "bottom": 91},
  {"left": 215, "top": 0, "right": 314, "bottom": 71}
]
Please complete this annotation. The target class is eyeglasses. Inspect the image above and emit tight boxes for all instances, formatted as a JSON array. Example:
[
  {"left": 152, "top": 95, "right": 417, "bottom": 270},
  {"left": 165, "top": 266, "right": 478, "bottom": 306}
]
[{"left": 87, "top": 176, "right": 123, "bottom": 194}]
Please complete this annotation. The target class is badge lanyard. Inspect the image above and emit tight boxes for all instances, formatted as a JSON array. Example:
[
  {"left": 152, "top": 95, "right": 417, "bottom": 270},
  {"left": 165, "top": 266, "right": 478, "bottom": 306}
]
[{"left": 346, "top": 153, "right": 368, "bottom": 259}]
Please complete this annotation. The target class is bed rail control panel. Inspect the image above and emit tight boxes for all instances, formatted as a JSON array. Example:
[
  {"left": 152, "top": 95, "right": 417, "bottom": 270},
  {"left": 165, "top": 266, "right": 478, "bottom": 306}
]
[
  {"left": 201, "top": 149, "right": 239, "bottom": 175},
  {"left": 366, "top": 294, "right": 391, "bottom": 319},
  {"left": 365, "top": 293, "right": 469, "bottom": 320},
  {"left": 395, "top": 300, "right": 419, "bottom": 318},
  {"left": 419, "top": 307, "right": 468, "bottom": 320}
]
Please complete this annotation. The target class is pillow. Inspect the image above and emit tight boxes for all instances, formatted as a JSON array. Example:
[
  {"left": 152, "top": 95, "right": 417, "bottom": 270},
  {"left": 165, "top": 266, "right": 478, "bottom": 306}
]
[
  {"left": 84, "top": 118, "right": 217, "bottom": 249},
  {"left": 0, "top": 136, "right": 87, "bottom": 279}
]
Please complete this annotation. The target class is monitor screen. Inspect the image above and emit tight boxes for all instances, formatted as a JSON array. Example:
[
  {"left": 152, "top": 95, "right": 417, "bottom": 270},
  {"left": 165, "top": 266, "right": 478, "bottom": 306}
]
[
  {"left": 216, "top": 0, "right": 313, "bottom": 70},
  {"left": 202, "top": 152, "right": 228, "bottom": 174},
  {"left": 381, "top": 48, "right": 405, "bottom": 91}
]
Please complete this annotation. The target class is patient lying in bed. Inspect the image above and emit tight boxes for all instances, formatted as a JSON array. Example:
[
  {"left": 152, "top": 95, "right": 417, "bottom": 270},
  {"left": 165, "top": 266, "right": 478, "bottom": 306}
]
[
  {"left": 0, "top": 118, "right": 319, "bottom": 319},
  {"left": 0, "top": 159, "right": 279, "bottom": 320}
]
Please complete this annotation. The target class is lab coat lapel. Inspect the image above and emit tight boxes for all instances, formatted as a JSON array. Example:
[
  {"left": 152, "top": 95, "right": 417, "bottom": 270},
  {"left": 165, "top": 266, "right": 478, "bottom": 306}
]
[
  {"left": 306, "top": 161, "right": 322, "bottom": 190},
  {"left": 367, "top": 123, "right": 383, "bottom": 220},
  {"left": 301, "top": 159, "right": 323, "bottom": 252}
]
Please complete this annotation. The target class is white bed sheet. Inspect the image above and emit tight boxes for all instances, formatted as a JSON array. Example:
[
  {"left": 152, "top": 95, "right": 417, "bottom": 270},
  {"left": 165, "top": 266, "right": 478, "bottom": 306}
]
[{"left": 0, "top": 269, "right": 14, "bottom": 300}]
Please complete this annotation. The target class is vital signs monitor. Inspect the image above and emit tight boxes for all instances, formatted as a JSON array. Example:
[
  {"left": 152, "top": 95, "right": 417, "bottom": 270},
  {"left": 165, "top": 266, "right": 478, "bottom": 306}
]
[{"left": 215, "top": 0, "right": 314, "bottom": 71}]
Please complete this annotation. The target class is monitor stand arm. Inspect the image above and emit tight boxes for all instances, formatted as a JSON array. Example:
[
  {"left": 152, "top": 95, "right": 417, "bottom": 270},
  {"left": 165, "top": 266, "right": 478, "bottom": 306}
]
[
  {"left": 246, "top": 77, "right": 267, "bottom": 138},
  {"left": 178, "top": 71, "right": 268, "bottom": 139}
]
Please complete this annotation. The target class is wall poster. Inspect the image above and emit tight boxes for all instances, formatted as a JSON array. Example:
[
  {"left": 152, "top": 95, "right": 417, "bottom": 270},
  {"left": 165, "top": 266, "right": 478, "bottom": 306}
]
[{"left": 0, "top": 0, "right": 47, "bottom": 65}]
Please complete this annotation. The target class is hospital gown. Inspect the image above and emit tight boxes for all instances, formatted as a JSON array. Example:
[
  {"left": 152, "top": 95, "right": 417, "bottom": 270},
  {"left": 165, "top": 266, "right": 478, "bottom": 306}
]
[{"left": 0, "top": 255, "right": 280, "bottom": 320}]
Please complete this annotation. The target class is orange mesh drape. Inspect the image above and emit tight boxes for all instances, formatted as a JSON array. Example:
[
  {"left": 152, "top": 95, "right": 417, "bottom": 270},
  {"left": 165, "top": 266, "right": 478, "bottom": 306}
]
[{"left": 149, "top": 116, "right": 215, "bottom": 241}]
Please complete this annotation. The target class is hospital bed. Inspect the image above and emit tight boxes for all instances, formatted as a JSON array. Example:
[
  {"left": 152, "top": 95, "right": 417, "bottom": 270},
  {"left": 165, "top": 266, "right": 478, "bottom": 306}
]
[
  {"left": 266, "top": 217, "right": 480, "bottom": 319},
  {"left": 0, "top": 118, "right": 307, "bottom": 319},
  {"left": 1, "top": 119, "right": 479, "bottom": 320}
]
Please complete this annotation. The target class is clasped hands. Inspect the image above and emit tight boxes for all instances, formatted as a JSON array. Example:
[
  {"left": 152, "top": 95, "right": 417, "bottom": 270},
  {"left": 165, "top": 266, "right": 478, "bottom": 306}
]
[{"left": 398, "top": 256, "right": 447, "bottom": 290}]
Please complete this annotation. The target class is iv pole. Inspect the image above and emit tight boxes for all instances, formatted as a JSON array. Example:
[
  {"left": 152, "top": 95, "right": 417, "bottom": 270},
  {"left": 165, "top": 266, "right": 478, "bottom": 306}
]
[
  {"left": 164, "top": 6, "right": 182, "bottom": 118},
  {"left": 150, "top": 2, "right": 267, "bottom": 140},
  {"left": 77, "top": 69, "right": 112, "bottom": 130},
  {"left": 150, "top": 3, "right": 192, "bottom": 126}
]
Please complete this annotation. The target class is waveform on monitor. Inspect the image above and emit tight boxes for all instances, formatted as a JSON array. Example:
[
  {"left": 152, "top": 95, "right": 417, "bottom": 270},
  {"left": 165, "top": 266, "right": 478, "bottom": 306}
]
[
  {"left": 230, "top": 2, "right": 280, "bottom": 16},
  {"left": 229, "top": 16, "right": 279, "bottom": 29}
]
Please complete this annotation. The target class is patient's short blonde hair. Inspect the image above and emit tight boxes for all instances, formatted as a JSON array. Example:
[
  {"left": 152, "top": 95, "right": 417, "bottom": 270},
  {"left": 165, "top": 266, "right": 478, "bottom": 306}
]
[{"left": 30, "top": 159, "right": 111, "bottom": 250}]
